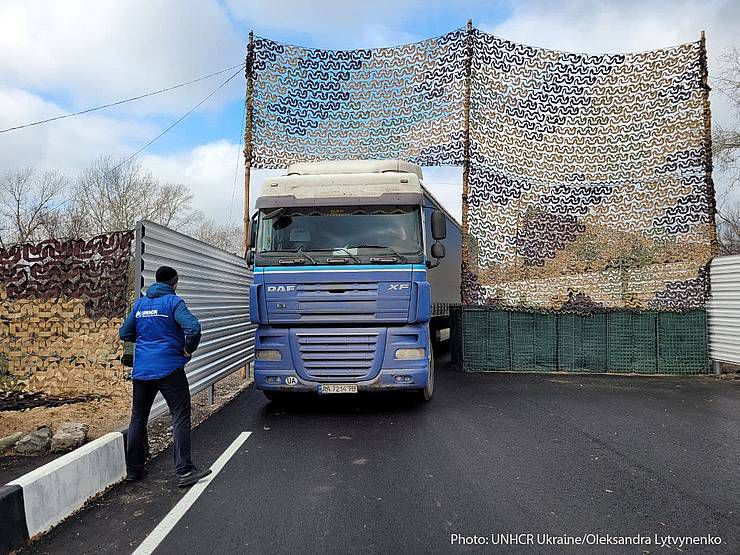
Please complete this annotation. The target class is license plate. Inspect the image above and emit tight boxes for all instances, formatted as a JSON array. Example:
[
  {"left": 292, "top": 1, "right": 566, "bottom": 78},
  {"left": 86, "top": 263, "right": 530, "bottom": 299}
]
[{"left": 318, "top": 384, "right": 358, "bottom": 394}]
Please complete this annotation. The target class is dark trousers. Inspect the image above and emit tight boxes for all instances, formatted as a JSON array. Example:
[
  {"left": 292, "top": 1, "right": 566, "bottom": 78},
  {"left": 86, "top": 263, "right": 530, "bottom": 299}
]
[{"left": 126, "top": 367, "right": 195, "bottom": 476}]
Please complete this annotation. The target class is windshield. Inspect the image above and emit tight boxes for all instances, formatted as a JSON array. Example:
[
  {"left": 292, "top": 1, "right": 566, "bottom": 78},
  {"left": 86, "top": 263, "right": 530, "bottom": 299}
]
[{"left": 257, "top": 205, "right": 422, "bottom": 256}]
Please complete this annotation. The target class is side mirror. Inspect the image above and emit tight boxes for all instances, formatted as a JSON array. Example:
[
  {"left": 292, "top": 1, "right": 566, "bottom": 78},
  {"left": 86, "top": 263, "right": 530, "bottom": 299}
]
[
  {"left": 427, "top": 242, "right": 446, "bottom": 268},
  {"left": 247, "top": 213, "right": 258, "bottom": 249},
  {"left": 246, "top": 249, "right": 255, "bottom": 268},
  {"left": 431, "top": 210, "right": 446, "bottom": 240},
  {"left": 431, "top": 242, "right": 446, "bottom": 260}
]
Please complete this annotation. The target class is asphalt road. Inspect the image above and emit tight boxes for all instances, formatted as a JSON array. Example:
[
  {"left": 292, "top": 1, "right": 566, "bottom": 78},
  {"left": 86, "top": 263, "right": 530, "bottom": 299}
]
[
  {"left": 0, "top": 454, "right": 60, "bottom": 486},
  {"left": 22, "top": 352, "right": 740, "bottom": 554}
]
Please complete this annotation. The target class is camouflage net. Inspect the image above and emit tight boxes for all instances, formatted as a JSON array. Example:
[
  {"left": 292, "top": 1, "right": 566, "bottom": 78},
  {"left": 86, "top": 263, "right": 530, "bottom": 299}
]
[
  {"left": 0, "top": 232, "right": 133, "bottom": 395},
  {"left": 252, "top": 31, "right": 466, "bottom": 167},
  {"left": 250, "top": 28, "right": 715, "bottom": 312},
  {"left": 0, "top": 231, "right": 134, "bottom": 318},
  {"left": 464, "top": 30, "right": 715, "bottom": 311}
]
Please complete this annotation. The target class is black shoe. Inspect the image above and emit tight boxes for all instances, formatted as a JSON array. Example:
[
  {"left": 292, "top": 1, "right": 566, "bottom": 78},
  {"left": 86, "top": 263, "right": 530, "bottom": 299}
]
[
  {"left": 177, "top": 468, "right": 212, "bottom": 488},
  {"left": 125, "top": 469, "right": 147, "bottom": 482}
]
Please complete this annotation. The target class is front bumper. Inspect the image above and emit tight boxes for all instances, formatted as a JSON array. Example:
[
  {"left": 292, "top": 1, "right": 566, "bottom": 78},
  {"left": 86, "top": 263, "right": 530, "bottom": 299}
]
[
  {"left": 255, "top": 365, "right": 430, "bottom": 392},
  {"left": 254, "top": 324, "right": 430, "bottom": 392}
]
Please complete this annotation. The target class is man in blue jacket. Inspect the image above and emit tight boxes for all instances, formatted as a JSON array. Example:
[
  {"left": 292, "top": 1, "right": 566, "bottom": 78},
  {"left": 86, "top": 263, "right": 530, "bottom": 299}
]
[{"left": 119, "top": 265, "right": 211, "bottom": 488}]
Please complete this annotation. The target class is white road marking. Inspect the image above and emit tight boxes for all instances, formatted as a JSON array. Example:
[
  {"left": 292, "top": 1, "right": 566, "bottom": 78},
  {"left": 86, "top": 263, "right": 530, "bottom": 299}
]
[{"left": 132, "top": 431, "right": 252, "bottom": 555}]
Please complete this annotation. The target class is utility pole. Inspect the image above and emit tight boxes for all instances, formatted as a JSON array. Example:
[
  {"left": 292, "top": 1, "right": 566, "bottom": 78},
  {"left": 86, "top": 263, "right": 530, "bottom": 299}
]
[
  {"left": 461, "top": 19, "right": 473, "bottom": 303},
  {"left": 699, "top": 30, "right": 718, "bottom": 256},
  {"left": 243, "top": 31, "right": 255, "bottom": 254}
]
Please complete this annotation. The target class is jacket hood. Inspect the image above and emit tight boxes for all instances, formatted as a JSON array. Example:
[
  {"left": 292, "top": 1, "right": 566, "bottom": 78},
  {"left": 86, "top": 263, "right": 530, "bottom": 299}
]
[{"left": 146, "top": 282, "right": 176, "bottom": 298}]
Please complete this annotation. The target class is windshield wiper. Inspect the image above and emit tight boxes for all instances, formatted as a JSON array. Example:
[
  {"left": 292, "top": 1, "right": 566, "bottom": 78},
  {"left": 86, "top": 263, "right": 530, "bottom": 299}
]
[
  {"left": 259, "top": 249, "right": 317, "bottom": 265},
  {"left": 348, "top": 245, "right": 408, "bottom": 263},
  {"left": 296, "top": 245, "right": 318, "bottom": 265},
  {"left": 304, "top": 247, "right": 361, "bottom": 264}
]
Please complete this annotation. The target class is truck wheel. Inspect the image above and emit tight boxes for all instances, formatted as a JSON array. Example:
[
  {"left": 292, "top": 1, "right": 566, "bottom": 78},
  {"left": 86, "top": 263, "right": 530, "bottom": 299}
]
[{"left": 418, "top": 347, "right": 434, "bottom": 402}]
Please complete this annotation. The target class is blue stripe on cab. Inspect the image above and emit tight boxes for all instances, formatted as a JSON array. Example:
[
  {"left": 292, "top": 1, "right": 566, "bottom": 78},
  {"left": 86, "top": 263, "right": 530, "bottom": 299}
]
[{"left": 257, "top": 264, "right": 426, "bottom": 273}]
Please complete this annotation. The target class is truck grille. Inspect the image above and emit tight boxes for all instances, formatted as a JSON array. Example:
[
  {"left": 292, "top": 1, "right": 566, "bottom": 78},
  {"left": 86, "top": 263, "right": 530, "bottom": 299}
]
[
  {"left": 296, "top": 332, "right": 379, "bottom": 381},
  {"left": 265, "top": 280, "right": 410, "bottom": 324}
]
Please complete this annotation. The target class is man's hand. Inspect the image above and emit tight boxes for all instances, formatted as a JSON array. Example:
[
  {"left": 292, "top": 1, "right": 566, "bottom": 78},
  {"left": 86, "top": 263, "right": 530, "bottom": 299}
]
[{"left": 183, "top": 349, "right": 192, "bottom": 358}]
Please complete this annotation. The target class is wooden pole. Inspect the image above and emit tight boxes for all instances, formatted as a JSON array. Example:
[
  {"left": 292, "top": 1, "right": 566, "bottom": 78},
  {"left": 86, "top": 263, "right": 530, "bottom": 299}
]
[
  {"left": 699, "top": 30, "right": 718, "bottom": 256},
  {"left": 243, "top": 31, "right": 255, "bottom": 254},
  {"left": 242, "top": 32, "right": 255, "bottom": 380},
  {"left": 461, "top": 19, "right": 473, "bottom": 304}
]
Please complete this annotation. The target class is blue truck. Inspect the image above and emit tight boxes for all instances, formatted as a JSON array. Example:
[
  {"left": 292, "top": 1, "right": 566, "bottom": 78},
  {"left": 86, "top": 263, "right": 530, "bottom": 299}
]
[{"left": 247, "top": 160, "right": 461, "bottom": 401}]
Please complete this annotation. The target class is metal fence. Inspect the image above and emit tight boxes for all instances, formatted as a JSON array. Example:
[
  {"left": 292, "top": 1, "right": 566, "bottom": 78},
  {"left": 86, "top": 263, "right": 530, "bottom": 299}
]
[
  {"left": 135, "top": 220, "right": 255, "bottom": 419},
  {"left": 708, "top": 255, "right": 740, "bottom": 370}
]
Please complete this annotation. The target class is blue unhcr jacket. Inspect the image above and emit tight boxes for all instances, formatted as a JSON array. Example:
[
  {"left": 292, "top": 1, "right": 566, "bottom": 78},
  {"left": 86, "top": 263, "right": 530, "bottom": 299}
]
[{"left": 119, "top": 282, "right": 202, "bottom": 380}]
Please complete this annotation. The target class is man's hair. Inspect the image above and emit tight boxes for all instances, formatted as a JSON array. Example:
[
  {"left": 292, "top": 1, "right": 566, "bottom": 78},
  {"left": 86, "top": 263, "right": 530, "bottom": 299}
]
[{"left": 155, "top": 265, "right": 179, "bottom": 286}]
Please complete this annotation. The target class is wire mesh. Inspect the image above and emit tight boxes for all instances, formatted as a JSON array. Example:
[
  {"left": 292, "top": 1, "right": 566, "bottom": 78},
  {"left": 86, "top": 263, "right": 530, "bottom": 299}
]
[
  {"left": 606, "top": 312, "right": 657, "bottom": 374},
  {"left": 657, "top": 311, "right": 708, "bottom": 374},
  {"left": 455, "top": 307, "right": 708, "bottom": 374}
]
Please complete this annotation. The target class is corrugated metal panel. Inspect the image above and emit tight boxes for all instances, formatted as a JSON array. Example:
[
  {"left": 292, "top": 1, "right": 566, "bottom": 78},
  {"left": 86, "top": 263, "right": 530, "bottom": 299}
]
[
  {"left": 135, "top": 220, "right": 255, "bottom": 420},
  {"left": 708, "top": 254, "right": 740, "bottom": 365}
]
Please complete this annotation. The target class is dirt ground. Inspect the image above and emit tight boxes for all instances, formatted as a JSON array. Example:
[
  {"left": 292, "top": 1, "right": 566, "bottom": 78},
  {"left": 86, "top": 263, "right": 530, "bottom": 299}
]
[
  {"left": 0, "top": 371, "right": 251, "bottom": 456},
  {"left": 0, "top": 390, "right": 133, "bottom": 442}
]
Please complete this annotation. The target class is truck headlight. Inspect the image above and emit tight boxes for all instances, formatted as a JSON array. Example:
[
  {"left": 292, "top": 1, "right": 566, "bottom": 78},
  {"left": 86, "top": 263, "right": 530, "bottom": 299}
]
[
  {"left": 256, "top": 349, "right": 282, "bottom": 361},
  {"left": 395, "top": 348, "right": 425, "bottom": 360}
]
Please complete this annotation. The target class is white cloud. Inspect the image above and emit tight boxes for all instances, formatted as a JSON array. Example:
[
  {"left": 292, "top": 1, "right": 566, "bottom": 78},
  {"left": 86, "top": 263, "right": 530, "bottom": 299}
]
[
  {"left": 0, "top": 86, "right": 153, "bottom": 175},
  {"left": 142, "top": 141, "right": 283, "bottom": 224},
  {"left": 0, "top": 0, "right": 245, "bottom": 115},
  {"left": 224, "top": 0, "right": 431, "bottom": 48}
]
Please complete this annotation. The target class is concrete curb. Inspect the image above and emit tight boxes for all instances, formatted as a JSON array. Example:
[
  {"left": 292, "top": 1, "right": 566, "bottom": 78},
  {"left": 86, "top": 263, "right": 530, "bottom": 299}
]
[
  {"left": 1, "top": 432, "right": 126, "bottom": 554},
  {"left": 0, "top": 484, "right": 29, "bottom": 553}
]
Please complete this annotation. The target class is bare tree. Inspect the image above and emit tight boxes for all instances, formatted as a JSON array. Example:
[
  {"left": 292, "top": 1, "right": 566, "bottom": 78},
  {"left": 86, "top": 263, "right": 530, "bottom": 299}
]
[
  {"left": 69, "top": 156, "right": 193, "bottom": 236},
  {"left": 1, "top": 157, "right": 233, "bottom": 250},
  {"left": 0, "top": 168, "right": 67, "bottom": 247},
  {"left": 713, "top": 47, "right": 740, "bottom": 255},
  {"left": 713, "top": 48, "right": 740, "bottom": 197},
  {"left": 717, "top": 202, "right": 740, "bottom": 255},
  {"left": 714, "top": 47, "right": 740, "bottom": 109},
  {"left": 186, "top": 212, "right": 243, "bottom": 254}
]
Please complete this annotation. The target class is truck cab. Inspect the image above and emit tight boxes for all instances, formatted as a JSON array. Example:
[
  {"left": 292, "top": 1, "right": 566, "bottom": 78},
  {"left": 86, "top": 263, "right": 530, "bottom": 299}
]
[{"left": 247, "top": 160, "right": 460, "bottom": 401}]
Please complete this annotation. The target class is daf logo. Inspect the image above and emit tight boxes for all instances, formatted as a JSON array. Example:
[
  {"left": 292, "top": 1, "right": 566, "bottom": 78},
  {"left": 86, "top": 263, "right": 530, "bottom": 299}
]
[
  {"left": 388, "top": 283, "right": 410, "bottom": 291},
  {"left": 267, "top": 285, "right": 296, "bottom": 292}
]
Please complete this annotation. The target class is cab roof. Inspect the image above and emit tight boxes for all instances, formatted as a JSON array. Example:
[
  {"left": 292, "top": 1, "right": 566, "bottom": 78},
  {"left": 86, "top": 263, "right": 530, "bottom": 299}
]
[
  {"left": 287, "top": 160, "right": 423, "bottom": 179},
  {"left": 257, "top": 160, "right": 424, "bottom": 209}
]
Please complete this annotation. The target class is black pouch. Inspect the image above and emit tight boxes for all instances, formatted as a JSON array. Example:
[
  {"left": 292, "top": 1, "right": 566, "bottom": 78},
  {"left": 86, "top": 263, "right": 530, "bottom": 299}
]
[{"left": 122, "top": 341, "right": 135, "bottom": 368}]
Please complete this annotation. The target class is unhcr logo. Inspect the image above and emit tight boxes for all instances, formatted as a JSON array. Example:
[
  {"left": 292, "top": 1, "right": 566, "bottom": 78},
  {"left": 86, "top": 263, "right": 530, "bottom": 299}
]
[{"left": 135, "top": 309, "right": 165, "bottom": 318}]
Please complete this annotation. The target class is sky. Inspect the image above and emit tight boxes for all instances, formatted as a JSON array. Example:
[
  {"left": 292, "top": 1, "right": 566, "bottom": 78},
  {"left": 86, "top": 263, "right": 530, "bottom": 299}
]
[{"left": 0, "top": 0, "right": 738, "bottom": 227}]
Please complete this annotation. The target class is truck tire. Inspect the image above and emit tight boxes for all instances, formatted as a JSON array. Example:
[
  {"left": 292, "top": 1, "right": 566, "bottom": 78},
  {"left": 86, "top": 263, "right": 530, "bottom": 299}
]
[{"left": 418, "top": 347, "right": 434, "bottom": 402}]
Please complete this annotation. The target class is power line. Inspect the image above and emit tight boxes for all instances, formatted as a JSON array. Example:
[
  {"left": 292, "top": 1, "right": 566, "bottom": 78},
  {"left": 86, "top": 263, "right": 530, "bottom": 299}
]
[
  {"left": 107, "top": 66, "right": 244, "bottom": 175},
  {"left": 228, "top": 92, "right": 247, "bottom": 224},
  {"left": 0, "top": 62, "right": 245, "bottom": 134}
]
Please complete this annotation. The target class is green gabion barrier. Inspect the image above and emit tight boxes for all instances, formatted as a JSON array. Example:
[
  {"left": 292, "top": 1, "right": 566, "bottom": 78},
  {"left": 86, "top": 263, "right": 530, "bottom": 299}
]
[
  {"left": 558, "top": 313, "right": 608, "bottom": 372},
  {"left": 450, "top": 305, "right": 463, "bottom": 368},
  {"left": 451, "top": 307, "right": 708, "bottom": 375}
]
